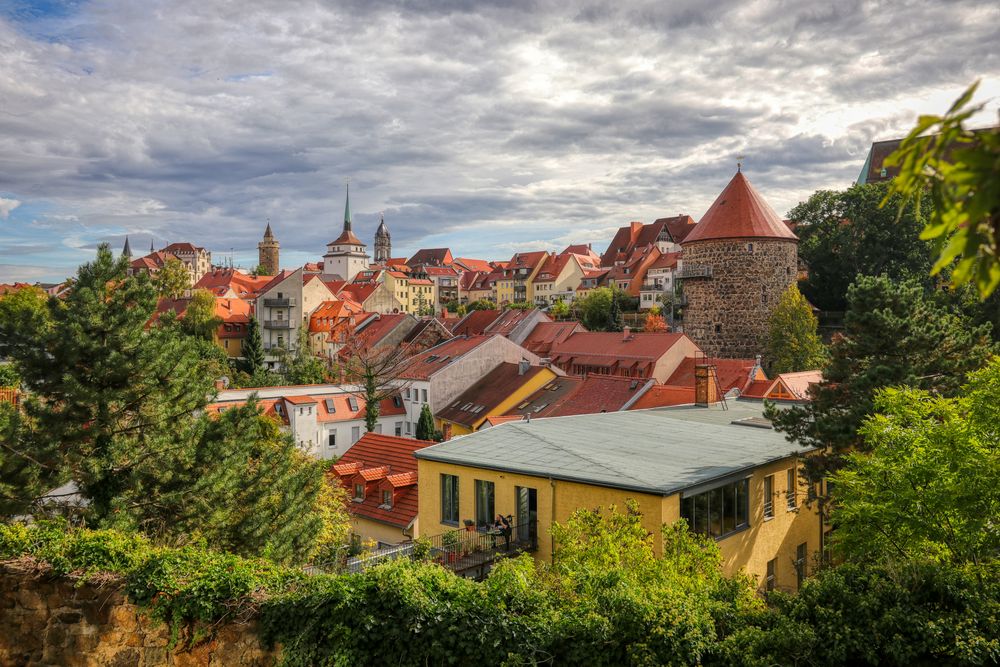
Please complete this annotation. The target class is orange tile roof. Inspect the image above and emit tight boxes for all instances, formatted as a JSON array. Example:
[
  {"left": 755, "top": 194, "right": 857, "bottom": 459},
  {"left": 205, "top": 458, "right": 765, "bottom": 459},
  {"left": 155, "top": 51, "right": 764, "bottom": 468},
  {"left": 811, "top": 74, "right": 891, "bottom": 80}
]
[
  {"left": 408, "top": 248, "right": 454, "bottom": 266},
  {"left": 550, "top": 332, "right": 688, "bottom": 370},
  {"left": 532, "top": 253, "right": 575, "bottom": 283},
  {"left": 332, "top": 433, "right": 436, "bottom": 528},
  {"left": 450, "top": 309, "right": 500, "bottom": 336},
  {"left": 400, "top": 335, "right": 493, "bottom": 380},
  {"left": 316, "top": 394, "right": 406, "bottom": 422},
  {"left": 454, "top": 257, "right": 494, "bottom": 273},
  {"left": 423, "top": 266, "right": 458, "bottom": 276},
  {"left": 484, "top": 308, "right": 540, "bottom": 336},
  {"left": 520, "top": 321, "right": 585, "bottom": 356},
  {"left": 683, "top": 172, "right": 798, "bottom": 243},
  {"left": 628, "top": 384, "right": 696, "bottom": 410},
  {"left": 666, "top": 357, "right": 764, "bottom": 394},
  {"left": 507, "top": 251, "right": 547, "bottom": 271},
  {"left": 437, "top": 363, "right": 549, "bottom": 428}
]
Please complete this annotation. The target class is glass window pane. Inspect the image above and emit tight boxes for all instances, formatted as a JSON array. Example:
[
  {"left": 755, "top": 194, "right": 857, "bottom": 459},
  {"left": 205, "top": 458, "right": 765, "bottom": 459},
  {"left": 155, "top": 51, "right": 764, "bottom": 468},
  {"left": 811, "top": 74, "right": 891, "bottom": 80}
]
[
  {"left": 737, "top": 479, "right": 749, "bottom": 527},
  {"left": 694, "top": 492, "right": 710, "bottom": 535},
  {"left": 722, "top": 484, "right": 737, "bottom": 534},
  {"left": 709, "top": 487, "right": 724, "bottom": 537}
]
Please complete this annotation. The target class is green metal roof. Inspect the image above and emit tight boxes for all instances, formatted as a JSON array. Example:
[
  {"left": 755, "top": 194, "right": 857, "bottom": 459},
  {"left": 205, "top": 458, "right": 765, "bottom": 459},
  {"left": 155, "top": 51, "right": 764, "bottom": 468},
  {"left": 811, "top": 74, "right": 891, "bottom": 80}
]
[
  {"left": 415, "top": 402, "right": 811, "bottom": 496},
  {"left": 343, "top": 183, "right": 352, "bottom": 230}
]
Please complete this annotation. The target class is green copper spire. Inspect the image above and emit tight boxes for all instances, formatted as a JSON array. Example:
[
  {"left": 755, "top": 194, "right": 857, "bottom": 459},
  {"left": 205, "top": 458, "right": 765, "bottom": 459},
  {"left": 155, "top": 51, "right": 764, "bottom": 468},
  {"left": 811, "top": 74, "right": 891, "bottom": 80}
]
[{"left": 343, "top": 182, "right": 352, "bottom": 231}]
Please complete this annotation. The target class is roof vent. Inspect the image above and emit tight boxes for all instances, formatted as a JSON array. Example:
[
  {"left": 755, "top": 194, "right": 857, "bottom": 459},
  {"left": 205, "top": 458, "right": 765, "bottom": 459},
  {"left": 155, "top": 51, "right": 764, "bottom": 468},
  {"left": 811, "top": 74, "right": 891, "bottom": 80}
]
[{"left": 730, "top": 417, "right": 773, "bottom": 430}]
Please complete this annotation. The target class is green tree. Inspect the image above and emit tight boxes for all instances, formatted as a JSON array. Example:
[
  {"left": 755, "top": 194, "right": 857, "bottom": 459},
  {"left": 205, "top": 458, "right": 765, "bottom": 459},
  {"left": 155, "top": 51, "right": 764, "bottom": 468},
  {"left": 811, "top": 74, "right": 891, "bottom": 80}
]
[
  {"left": 467, "top": 299, "right": 497, "bottom": 311},
  {"left": 884, "top": 81, "right": 1000, "bottom": 298},
  {"left": 275, "top": 328, "right": 327, "bottom": 385},
  {"left": 767, "top": 274, "right": 994, "bottom": 476},
  {"left": 832, "top": 362, "right": 1000, "bottom": 566},
  {"left": 242, "top": 315, "right": 266, "bottom": 375},
  {"left": 607, "top": 289, "right": 624, "bottom": 331},
  {"left": 575, "top": 287, "right": 618, "bottom": 331},
  {"left": 791, "top": 182, "right": 932, "bottom": 311},
  {"left": 154, "top": 258, "right": 191, "bottom": 299},
  {"left": 415, "top": 403, "right": 436, "bottom": 441},
  {"left": 180, "top": 289, "right": 220, "bottom": 341},
  {"left": 549, "top": 298, "right": 570, "bottom": 319},
  {"left": 766, "top": 284, "right": 827, "bottom": 374},
  {"left": 0, "top": 364, "right": 17, "bottom": 387}
]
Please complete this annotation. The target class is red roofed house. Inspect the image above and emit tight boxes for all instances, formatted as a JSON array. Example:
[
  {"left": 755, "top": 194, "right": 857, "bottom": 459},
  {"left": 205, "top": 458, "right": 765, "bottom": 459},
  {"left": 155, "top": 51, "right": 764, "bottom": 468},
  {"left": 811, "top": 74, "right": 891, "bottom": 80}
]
[
  {"left": 194, "top": 268, "right": 272, "bottom": 299},
  {"left": 679, "top": 171, "right": 798, "bottom": 358},
  {"left": 308, "top": 299, "right": 370, "bottom": 358},
  {"left": 436, "top": 361, "right": 559, "bottom": 436},
  {"left": 153, "top": 295, "right": 253, "bottom": 358},
  {"left": 331, "top": 432, "right": 436, "bottom": 546},
  {"left": 484, "top": 307, "right": 552, "bottom": 344},
  {"left": 498, "top": 373, "right": 653, "bottom": 420},
  {"left": 627, "top": 384, "right": 696, "bottom": 410},
  {"left": 160, "top": 242, "right": 212, "bottom": 283},
  {"left": 532, "top": 251, "right": 599, "bottom": 306},
  {"left": 520, "top": 321, "right": 586, "bottom": 357},
  {"left": 639, "top": 251, "right": 681, "bottom": 311},
  {"left": 453, "top": 257, "right": 494, "bottom": 274},
  {"left": 549, "top": 330, "right": 700, "bottom": 383},
  {"left": 407, "top": 248, "right": 454, "bottom": 268},
  {"left": 398, "top": 334, "right": 544, "bottom": 437},
  {"left": 128, "top": 250, "right": 179, "bottom": 277},
  {"left": 321, "top": 186, "right": 370, "bottom": 282},
  {"left": 420, "top": 265, "right": 459, "bottom": 305},
  {"left": 207, "top": 383, "right": 408, "bottom": 460},
  {"left": 450, "top": 309, "right": 501, "bottom": 336},
  {"left": 497, "top": 251, "right": 548, "bottom": 305},
  {"left": 739, "top": 370, "right": 822, "bottom": 403}
]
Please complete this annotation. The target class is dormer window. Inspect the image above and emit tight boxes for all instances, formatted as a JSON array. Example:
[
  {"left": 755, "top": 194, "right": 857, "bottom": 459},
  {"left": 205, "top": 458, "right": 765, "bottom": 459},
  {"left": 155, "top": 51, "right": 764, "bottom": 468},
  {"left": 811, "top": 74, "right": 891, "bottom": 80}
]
[
  {"left": 381, "top": 489, "right": 392, "bottom": 508},
  {"left": 354, "top": 483, "right": 365, "bottom": 501}
]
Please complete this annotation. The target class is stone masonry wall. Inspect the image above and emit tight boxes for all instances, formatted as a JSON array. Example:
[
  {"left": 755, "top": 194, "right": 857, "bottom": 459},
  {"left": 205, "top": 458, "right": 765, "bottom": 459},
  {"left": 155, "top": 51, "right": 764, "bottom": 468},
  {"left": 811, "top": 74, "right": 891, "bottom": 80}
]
[
  {"left": 681, "top": 239, "right": 797, "bottom": 359},
  {"left": 0, "top": 565, "right": 277, "bottom": 667}
]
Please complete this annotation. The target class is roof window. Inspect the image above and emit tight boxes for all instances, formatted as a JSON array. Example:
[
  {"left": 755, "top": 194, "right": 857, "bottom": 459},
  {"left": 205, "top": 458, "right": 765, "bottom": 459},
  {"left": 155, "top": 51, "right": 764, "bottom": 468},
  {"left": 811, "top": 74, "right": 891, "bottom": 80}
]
[
  {"left": 324, "top": 399, "right": 336, "bottom": 413},
  {"left": 347, "top": 397, "right": 359, "bottom": 411}
]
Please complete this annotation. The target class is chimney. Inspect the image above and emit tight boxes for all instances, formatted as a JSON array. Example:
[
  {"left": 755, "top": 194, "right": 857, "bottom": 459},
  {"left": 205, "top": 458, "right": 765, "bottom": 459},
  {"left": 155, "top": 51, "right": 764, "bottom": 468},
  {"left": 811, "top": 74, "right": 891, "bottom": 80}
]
[
  {"left": 623, "top": 325, "right": 631, "bottom": 341},
  {"left": 518, "top": 359, "right": 530, "bottom": 375},
  {"left": 694, "top": 364, "right": 719, "bottom": 407}
]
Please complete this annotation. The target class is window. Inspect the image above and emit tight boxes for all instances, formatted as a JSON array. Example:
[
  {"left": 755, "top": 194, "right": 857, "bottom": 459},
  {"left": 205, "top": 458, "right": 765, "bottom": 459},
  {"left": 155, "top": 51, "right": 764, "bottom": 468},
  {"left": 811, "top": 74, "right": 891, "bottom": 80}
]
[
  {"left": 404, "top": 388, "right": 411, "bottom": 400},
  {"left": 763, "top": 475, "right": 775, "bottom": 519},
  {"left": 392, "top": 395, "right": 402, "bottom": 407},
  {"left": 786, "top": 468, "right": 797, "bottom": 510},
  {"left": 405, "top": 421, "right": 412, "bottom": 434},
  {"left": 324, "top": 398, "right": 335, "bottom": 413},
  {"left": 747, "top": 242, "right": 754, "bottom": 253},
  {"left": 475, "top": 479, "right": 495, "bottom": 529},
  {"left": 422, "top": 389, "right": 428, "bottom": 402},
  {"left": 328, "top": 432, "right": 336, "bottom": 449},
  {"left": 374, "top": 423, "right": 382, "bottom": 434},
  {"left": 680, "top": 478, "right": 749, "bottom": 538},
  {"left": 394, "top": 421, "right": 402, "bottom": 436},
  {"left": 381, "top": 489, "right": 393, "bottom": 509},
  {"left": 354, "top": 483, "right": 365, "bottom": 501},
  {"left": 351, "top": 426, "right": 360, "bottom": 443},
  {"left": 441, "top": 474, "right": 459, "bottom": 524},
  {"left": 795, "top": 542, "right": 807, "bottom": 588},
  {"left": 766, "top": 558, "right": 776, "bottom": 591},
  {"left": 714, "top": 324, "right": 722, "bottom": 334},
  {"left": 347, "top": 397, "right": 359, "bottom": 411}
]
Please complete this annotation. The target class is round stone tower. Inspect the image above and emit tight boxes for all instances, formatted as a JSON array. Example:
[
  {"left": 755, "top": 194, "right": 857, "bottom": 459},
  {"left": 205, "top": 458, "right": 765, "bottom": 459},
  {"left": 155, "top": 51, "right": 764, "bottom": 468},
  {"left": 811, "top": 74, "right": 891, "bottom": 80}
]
[
  {"left": 679, "top": 170, "right": 798, "bottom": 359},
  {"left": 374, "top": 215, "right": 391, "bottom": 263},
  {"left": 257, "top": 222, "right": 280, "bottom": 276}
]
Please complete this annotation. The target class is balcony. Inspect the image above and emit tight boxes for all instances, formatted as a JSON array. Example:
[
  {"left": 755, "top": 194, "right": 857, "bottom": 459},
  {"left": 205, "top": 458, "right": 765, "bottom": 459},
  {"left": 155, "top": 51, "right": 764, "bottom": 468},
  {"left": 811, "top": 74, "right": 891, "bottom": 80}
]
[
  {"left": 263, "top": 297, "right": 296, "bottom": 307},
  {"left": 676, "top": 265, "right": 713, "bottom": 279},
  {"left": 343, "top": 520, "right": 538, "bottom": 579},
  {"left": 263, "top": 320, "right": 293, "bottom": 329},
  {"left": 640, "top": 283, "right": 667, "bottom": 292}
]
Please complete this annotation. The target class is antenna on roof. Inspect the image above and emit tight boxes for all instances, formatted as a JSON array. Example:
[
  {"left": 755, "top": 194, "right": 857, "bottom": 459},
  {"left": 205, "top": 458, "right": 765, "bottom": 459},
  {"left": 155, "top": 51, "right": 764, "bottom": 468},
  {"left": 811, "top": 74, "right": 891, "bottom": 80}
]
[{"left": 736, "top": 154, "right": 745, "bottom": 172}]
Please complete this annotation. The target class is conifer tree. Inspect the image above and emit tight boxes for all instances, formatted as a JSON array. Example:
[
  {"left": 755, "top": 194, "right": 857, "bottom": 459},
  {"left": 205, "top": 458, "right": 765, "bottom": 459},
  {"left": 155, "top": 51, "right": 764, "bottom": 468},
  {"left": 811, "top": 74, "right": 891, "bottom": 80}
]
[
  {"left": 767, "top": 274, "right": 994, "bottom": 476},
  {"left": 243, "top": 315, "right": 266, "bottom": 375},
  {"left": 415, "top": 403, "right": 436, "bottom": 441},
  {"left": 607, "top": 289, "right": 624, "bottom": 332},
  {"left": 766, "top": 284, "right": 827, "bottom": 374}
]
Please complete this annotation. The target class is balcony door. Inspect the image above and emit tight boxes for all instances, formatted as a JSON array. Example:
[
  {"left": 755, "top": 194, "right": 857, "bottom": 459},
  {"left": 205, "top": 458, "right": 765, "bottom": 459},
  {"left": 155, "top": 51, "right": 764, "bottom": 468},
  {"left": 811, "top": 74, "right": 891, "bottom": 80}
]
[{"left": 515, "top": 486, "right": 537, "bottom": 548}]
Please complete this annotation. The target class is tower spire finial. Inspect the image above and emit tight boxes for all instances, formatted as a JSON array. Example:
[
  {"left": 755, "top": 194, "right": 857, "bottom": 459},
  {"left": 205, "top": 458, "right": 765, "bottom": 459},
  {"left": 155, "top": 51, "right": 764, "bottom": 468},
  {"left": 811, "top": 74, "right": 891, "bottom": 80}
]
[
  {"left": 122, "top": 235, "right": 132, "bottom": 259},
  {"left": 736, "top": 153, "right": 745, "bottom": 173},
  {"left": 343, "top": 179, "right": 352, "bottom": 231}
]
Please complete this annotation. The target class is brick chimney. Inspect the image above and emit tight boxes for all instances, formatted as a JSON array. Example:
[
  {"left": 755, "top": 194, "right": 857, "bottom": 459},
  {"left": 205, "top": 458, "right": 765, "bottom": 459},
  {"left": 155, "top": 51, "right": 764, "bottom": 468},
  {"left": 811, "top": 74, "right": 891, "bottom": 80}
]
[
  {"left": 694, "top": 364, "right": 719, "bottom": 406},
  {"left": 623, "top": 325, "right": 631, "bottom": 341}
]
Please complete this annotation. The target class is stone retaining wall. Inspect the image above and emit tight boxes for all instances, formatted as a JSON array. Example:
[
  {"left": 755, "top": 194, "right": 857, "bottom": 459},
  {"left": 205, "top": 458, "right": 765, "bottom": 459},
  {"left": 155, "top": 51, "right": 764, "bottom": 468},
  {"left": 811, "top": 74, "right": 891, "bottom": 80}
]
[{"left": 0, "top": 565, "right": 277, "bottom": 667}]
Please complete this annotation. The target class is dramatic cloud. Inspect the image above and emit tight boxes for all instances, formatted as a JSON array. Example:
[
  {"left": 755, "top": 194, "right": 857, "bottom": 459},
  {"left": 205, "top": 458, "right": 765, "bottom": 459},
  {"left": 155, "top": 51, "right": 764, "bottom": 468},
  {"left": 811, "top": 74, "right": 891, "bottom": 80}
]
[{"left": 0, "top": 0, "right": 998, "bottom": 281}]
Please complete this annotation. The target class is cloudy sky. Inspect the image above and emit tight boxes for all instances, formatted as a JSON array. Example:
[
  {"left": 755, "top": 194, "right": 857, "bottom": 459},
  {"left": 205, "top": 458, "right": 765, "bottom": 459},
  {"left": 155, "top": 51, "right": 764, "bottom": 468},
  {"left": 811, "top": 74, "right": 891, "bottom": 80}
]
[{"left": 1, "top": 0, "right": 998, "bottom": 282}]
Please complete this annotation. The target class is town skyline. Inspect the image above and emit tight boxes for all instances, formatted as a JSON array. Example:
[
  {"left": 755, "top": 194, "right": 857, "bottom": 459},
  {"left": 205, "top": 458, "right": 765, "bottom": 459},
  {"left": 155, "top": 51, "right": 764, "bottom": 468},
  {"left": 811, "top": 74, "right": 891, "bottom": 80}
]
[{"left": 1, "top": 0, "right": 999, "bottom": 283}]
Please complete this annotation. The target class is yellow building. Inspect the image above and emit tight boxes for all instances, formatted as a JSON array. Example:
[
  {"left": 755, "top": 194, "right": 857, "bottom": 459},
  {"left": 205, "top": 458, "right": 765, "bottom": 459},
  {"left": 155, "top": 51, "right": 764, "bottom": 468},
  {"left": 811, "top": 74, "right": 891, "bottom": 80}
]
[
  {"left": 496, "top": 251, "right": 548, "bottom": 305},
  {"left": 435, "top": 362, "right": 558, "bottom": 437},
  {"left": 415, "top": 401, "right": 821, "bottom": 592}
]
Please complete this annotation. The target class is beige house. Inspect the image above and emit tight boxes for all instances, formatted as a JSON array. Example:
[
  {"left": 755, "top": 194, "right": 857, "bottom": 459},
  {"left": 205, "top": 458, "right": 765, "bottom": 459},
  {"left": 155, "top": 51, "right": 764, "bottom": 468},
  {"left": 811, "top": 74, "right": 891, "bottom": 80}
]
[
  {"left": 254, "top": 269, "right": 335, "bottom": 366},
  {"left": 532, "top": 252, "right": 598, "bottom": 306},
  {"left": 161, "top": 242, "right": 212, "bottom": 284}
]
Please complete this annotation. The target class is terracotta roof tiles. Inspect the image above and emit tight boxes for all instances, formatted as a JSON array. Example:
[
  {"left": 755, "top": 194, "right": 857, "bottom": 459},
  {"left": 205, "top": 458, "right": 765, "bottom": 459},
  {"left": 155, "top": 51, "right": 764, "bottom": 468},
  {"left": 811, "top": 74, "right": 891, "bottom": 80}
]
[{"left": 682, "top": 172, "right": 798, "bottom": 243}]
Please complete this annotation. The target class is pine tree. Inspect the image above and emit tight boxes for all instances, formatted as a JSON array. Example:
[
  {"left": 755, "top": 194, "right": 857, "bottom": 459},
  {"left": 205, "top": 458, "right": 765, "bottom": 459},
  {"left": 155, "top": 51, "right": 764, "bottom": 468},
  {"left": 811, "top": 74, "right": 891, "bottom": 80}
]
[
  {"left": 766, "top": 284, "right": 827, "bottom": 374},
  {"left": 415, "top": 403, "right": 436, "bottom": 441},
  {"left": 243, "top": 315, "right": 266, "bottom": 375},
  {"left": 607, "top": 289, "right": 624, "bottom": 332},
  {"left": 767, "top": 274, "right": 994, "bottom": 476}
]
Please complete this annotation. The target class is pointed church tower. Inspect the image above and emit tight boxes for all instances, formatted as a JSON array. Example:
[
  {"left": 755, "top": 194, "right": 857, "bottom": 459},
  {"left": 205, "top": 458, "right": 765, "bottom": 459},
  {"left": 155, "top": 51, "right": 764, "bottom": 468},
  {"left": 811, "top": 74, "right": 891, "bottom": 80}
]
[
  {"left": 679, "top": 169, "right": 798, "bottom": 358},
  {"left": 374, "top": 215, "right": 391, "bottom": 263},
  {"left": 258, "top": 221, "right": 280, "bottom": 275},
  {"left": 150, "top": 239, "right": 156, "bottom": 254},
  {"left": 122, "top": 236, "right": 132, "bottom": 260},
  {"left": 322, "top": 183, "right": 370, "bottom": 281}
]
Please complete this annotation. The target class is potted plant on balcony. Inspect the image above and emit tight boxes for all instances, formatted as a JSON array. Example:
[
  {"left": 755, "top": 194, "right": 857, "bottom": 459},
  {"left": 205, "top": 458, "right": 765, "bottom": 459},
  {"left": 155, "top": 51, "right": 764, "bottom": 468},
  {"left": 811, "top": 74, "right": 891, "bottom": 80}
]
[{"left": 442, "top": 530, "right": 460, "bottom": 564}]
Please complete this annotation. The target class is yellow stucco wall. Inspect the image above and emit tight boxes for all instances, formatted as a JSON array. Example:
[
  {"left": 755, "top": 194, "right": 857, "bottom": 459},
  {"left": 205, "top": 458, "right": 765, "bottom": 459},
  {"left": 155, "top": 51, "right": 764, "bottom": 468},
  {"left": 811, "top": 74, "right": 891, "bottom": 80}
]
[
  {"left": 437, "top": 367, "right": 558, "bottom": 436},
  {"left": 417, "top": 454, "right": 821, "bottom": 591},
  {"left": 349, "top": 513, "right": 412, "bottom": 546}
]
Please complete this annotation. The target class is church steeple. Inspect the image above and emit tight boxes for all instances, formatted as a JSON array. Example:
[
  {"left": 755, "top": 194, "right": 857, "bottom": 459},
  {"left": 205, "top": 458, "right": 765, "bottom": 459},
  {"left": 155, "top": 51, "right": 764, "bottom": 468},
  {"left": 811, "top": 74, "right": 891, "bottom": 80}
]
[
  {"left": 122, "top": 235, "right": 132, "bottom": 260},
  {"left": 374, "top": 214, "right": 391, "bottom": 263},
  {"left": 150, "top": 239, "right": 155, "bottom": 254}
]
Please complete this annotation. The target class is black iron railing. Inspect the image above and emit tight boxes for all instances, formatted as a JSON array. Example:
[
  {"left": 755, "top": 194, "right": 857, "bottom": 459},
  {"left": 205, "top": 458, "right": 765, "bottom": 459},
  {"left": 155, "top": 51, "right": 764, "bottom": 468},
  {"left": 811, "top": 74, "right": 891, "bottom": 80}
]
[{"left": 426, "top": 519, "right": 538, "bottom": 575}]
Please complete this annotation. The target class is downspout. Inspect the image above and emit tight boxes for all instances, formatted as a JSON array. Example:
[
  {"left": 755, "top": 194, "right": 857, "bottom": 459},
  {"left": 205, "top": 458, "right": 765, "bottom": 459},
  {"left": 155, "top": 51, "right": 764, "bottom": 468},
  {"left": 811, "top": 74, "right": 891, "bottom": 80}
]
[{"left": 549, "top": 476, "right": 556, "bottom": 564}]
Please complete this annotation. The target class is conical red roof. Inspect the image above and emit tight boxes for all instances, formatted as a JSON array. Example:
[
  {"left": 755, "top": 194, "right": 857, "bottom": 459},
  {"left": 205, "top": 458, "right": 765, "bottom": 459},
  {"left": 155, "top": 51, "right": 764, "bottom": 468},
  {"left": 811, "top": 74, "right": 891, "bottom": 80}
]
[{"left": 682, "top": 171, "right": 797, "bottom": 244}]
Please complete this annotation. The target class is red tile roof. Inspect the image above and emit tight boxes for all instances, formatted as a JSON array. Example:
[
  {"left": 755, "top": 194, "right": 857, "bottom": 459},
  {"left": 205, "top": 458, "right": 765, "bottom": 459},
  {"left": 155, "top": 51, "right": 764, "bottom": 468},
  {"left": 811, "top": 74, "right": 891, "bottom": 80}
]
[
  {"left": 500, "top": 373, "right": 649, "bottom": 418},
  {"left": 423, "top": 266, "right": 458, "bottom": 276},
  {"left": 255, "top": 270, "right": 296, "bottom": 296},
  {"left": 436, "top": 363, "right": 549, "bottom": 428},
  {"left": 161, "top": 242, "right": 204, "bottom": 253},
  {"left": 400, "top": 335, "right": 493, "bottom": 380},
  {"left": 506, "top": 251, "right": 548, "bottom": 272},
  {"left": 130, "top": 251, "right": 177, "bottom": 271},
  {"left": 450, "top": 309, "right": 500, "bottom": 336},
  {"left": 408, "top": 248, "right": 454, "bottom": 266},
  {"left": 484, "top": 308, "right": 544, "bottom": 336},
  {"left": 741, "top": 370, "right": 821, "bottom": 401},
  {"left": 683, "top": 172, "right": 798, "bottom": 243},
  {"left": 332, "top": 432, "right": 436, "bottom": 528},
  {"left": 550, "top": 332, "right": 688, "bottom": 373},
  {"left": 454, "top": 257, "right": 493, "bottom": 273},
  {"left": 520, "top": 321, "right": 584, "bottom": 356},
  {"left": 195, "top": 269, "right": 272, "bottom": 298},
  {"left": 284, "top": 395, "right": 317, "bottom": 405},
  {"left": 330, "top": 229, "right": 365, "bottom": 246},
  {"left": 316, "top": 394, "right": 405, "bottom": 422},
  {"left": 666, "top": 357, "right": 764, "bottom": 394},
  {"left": 656, "top": 215, "right": 698, "bottom": 243},
  {"left": 628, "top": 384, "right": 696, "bottom": 410}
]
